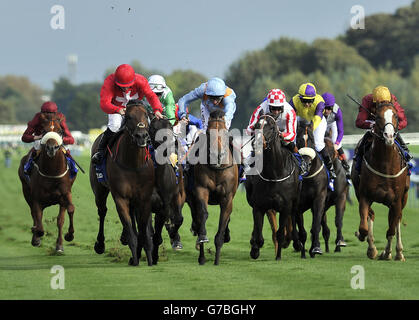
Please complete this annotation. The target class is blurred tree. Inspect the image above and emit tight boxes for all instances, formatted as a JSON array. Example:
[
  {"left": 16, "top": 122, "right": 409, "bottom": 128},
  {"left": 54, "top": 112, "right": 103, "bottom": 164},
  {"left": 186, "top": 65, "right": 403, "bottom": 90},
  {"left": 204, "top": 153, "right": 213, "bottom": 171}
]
[
  {"left": 342, "top": 0, "right": 419, "bottom": 76},
  {"left": 0, "top": 75, "right": 44, "bottom": 123},
  {"left": 0, "top": 99, "right": 16, "bottom": 123}
]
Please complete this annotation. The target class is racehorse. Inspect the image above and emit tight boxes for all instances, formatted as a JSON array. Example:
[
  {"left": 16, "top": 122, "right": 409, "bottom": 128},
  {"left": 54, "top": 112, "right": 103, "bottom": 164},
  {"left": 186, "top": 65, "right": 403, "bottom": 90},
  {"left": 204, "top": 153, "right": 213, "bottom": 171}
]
[
  {"left": 245, "top": 113, "right": 303, "bottom": 260},
  {"left": 148, "top": 114, "right": 186, "bottom": 264},
  {"left": 295, "top": 119, "right": 328, "bottom": 257},
  {"left": 351, "top": 102, "right": 410, "bottom": 260},
  {"left": 321, "top": 136, "right": 349, "bottom": 253},
  {"left": 18, "top": 112, "right": 76, "bottom": 253},
  {"left": 188, "top": 110, "right": 238, "bottom": 265},
  {"left": 89, "top": 100, "right": 154, "bottom": 266}
]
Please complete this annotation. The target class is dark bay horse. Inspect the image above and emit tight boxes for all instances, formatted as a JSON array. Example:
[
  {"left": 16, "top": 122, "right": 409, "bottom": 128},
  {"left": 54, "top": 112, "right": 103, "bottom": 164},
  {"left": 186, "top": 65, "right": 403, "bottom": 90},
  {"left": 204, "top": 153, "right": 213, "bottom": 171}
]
[
  {"left": 351, "top": 102, "right": 410, "bottom": 260},
  {"left": 295, "top": 120, "right": 328, "bottom": 257},
  {"left": 90, "top": 101, "right": 154, "bottom": 266},
  {"left": 188, "top": 110, "right": 238, "bottom": 265},
  {"left": 18, "top": 113, "right": 76, "bottom": 252},
  {"left": 321, "top": 136, "right": 348, "bottom": 252},
  {"left": 148, "top": 115, "right": 186, "bottom": 264},
  {"left": 245, "top": 113, "right": 303, "bottom": 260}
]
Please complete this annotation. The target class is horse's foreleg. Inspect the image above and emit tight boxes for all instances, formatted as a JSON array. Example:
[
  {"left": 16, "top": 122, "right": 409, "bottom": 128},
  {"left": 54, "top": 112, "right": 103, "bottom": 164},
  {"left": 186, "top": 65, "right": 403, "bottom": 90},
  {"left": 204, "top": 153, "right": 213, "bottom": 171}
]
[
  {"left": 214, "top": 197, "right": 233, "bottom": 265},
  {"left": 31, "top": 203, "right": 44, "bottom": 247},
  {"left": 250, "top": 207, "right": 264, "bottom": 260},
  {"left": 356, "top": 197, "right": 370, "bottom": 242},
  {"left": 321, "top": 212, "right": 330, "bottom": 253},
  {"left": 64, "top": 193, "right": 75, "bottom": 242},
  {"left": 136, "top": 202, "right": 153, "bottom": 267},
  {"left": 334, "top": 196, "right": 347, "bottom": 252},
  {"left": 276, "top": 211, "right": 291, "bottom": 261},
  {"left": 194, "top": 187, "right": 209, "bottom": 265},
  {"left": 366, "top": 211, "right": 378, "bottom": 259},
  {"left": 295, "top": 211, "right": 307, "bottom": 258},
  {"left": 266, "top": 210, "right": 278, "bottom": 256},
  {"left": 395, "top": 221, "right": 405, "bottom": 261},
  {"left": 309, "top": 199, "right": 325, "bottom": 258},
  {"left": 94, "top": 192, "right": 108, "bottom": 254},
  {"left": 167, "top": 200, "right": 184, "bottom": 250},
  {"left": 56, "top": 206, "right": 66, "bottom": 253},
  {"left": 152, "top": 209, "right": 166, "bottom": 265},
  {"left": 115, "top": 198, "right": 138, "bottom": 266},
  {"left": 380, "top": 204, "right": 403, "bottom": 261}
]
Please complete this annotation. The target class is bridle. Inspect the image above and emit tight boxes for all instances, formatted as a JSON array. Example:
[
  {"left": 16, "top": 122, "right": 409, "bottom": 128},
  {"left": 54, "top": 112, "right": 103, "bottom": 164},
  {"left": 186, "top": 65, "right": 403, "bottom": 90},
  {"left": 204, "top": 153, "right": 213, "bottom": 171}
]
[
  {"left": 206, "top": 116, "right": 234, "bottom": 170},
  {"left": 371, "top": 103, "right": 399, "bottom": 140},
  {"left": 257, "top": 114, "right": 282, "bottom": 150}
]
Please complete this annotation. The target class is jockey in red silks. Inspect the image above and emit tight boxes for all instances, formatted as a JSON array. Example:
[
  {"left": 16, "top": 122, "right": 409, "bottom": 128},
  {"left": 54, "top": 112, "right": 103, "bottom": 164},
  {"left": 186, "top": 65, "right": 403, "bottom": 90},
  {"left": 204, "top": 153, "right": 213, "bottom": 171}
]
[
  {"left": 353, "top": 85, "right": 411, "bottom": 172},
  {"left": 91, "top": 64, "right": 164, "bottom": 164},
  {"left": 22, "top": 101, "right": 75, "bottom": 174}
]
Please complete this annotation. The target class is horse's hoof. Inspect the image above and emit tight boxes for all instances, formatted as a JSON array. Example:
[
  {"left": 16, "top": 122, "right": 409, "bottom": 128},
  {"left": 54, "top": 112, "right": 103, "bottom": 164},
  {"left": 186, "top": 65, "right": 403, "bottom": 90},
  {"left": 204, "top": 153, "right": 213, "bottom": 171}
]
[
  {"left": 367, "top": 247, "right": 378, "bottom": 259},
  {"left": 334, "top": 246, "right": 341, "bottom": 253},
  {"left": 311, "top": 247, "right": 323, "bottom": 256},
  {"left": 94, "top": 241, "right": 105, "bottom": 254},
  {"left": 120, "top": 234, "right": 128, "bottom": 246},
  {"left": 337, "top": 240, "right": 347, "bottom": 247},
  {"left": 129, "top": 257, "right": 139, "bottom": 266},
  {"left": 395, "top": 253, "right": 406, "bottom": 262},
  {"left": 172, "top": 240, "right": 183, "bottom": 251},
  {"left": 31, "top": 238, "right": 41, "bottom": 247},
  {"left": 355, "top": 231, "right": 367, "bottom": 242},
  {"left": 198, "top": 235, "right": 209, "bottom": 243},
  {"left": 250, "top": 247, "right": 260, "bottom": 260},
  {"left": 64, "top": 233, "right": 74, "bottom": 242},
  {"left": 378, "top": 251, "right": 392, "bottom": 260},
  {"left": 198, "top": 257, "right": 206, "bottom": 265},
  {"left": 56, "top": 245, "right": 64, "bottom": 254}
]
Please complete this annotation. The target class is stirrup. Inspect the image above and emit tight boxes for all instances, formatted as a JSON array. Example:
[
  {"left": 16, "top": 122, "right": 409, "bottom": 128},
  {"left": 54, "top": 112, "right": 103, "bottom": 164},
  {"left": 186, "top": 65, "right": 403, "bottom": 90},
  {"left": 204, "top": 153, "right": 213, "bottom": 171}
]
[{"left": 328, "top": 178, "right": 335, "bottom": 192}]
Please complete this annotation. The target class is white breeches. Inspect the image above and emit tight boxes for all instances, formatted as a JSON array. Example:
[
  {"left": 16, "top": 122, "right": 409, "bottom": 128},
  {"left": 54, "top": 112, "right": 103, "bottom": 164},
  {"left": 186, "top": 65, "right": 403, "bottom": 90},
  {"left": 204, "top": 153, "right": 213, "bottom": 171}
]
[
  {"left": 326, "top": 122, "right": 342, "bottom": 149},
  {"left": 33, "top": 140, "right": 41, "bottom": 151},
  {"left": 313, "top": 117, "right": 328, "bottom": 152},
  {"left": 107, "top": 113, "right": 124, "bottom": 133}
]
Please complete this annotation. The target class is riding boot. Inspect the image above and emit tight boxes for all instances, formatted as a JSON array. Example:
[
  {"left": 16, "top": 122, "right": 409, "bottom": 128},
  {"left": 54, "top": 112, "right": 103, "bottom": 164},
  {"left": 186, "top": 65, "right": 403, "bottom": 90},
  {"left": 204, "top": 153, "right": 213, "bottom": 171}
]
[
  {"left": 320, "top": 148, "right": 336, "bottom": 191},
  {"left": 24, "top": 149, "right": 36, "bottom": 175},
  {"left": 337, "top": 147, "right": 351, "bottom": 180},
  {"left": 91, "top": 128, "right": 115, "bottom": 165},
  {"left": 396, "top": 133, "right": 412, "bottom": 162}
]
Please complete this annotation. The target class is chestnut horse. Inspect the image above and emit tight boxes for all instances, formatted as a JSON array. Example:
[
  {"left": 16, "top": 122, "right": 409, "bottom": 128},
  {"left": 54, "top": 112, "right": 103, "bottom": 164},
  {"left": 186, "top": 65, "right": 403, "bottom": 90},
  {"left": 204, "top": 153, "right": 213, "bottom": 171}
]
[
  {"left": 90, "top": 101, "right": 155, "bottom": 266},
  {"left": 351, "top": 102, "right": 410, "bottom": 260},
  {"left": 188, "top": 110, "right": 238, "bottom": 265},
  {"left": 18, "top": 113, "right": 76, "bottom": 253}
]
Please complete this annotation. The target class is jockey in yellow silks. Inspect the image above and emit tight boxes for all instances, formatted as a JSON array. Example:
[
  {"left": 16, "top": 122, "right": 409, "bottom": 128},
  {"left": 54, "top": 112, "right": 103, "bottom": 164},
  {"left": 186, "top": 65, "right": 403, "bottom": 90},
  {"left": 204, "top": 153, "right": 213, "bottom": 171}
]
[{"left": 289, "top": 82, "right": 336, "bottom": 190}]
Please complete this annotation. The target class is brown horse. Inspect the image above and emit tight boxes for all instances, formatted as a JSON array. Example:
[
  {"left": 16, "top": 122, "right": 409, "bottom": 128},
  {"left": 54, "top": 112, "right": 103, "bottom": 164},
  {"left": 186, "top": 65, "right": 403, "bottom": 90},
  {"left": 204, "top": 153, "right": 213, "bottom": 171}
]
[
  {"left": 18, "top": 113, "right": 76, "bottom": 253},
  {"left": 351, "top": 102, "right": 410, "bottom": 260},
  {"left": 90, "top": 101, "right": 155, "bottom": 266},
  {"left": 188, "top": 110, "right": 238, "bottom": 265}
]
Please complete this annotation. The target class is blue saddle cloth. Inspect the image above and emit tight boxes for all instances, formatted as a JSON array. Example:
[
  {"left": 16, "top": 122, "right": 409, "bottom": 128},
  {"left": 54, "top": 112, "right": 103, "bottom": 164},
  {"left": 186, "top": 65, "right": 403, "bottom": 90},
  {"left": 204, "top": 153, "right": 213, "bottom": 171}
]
[
  {"left": 95, "top": 157, "right": 108, "bottom": 183},
  {"left": 24, "top": 155, "right": 78, "bottom": 180}
]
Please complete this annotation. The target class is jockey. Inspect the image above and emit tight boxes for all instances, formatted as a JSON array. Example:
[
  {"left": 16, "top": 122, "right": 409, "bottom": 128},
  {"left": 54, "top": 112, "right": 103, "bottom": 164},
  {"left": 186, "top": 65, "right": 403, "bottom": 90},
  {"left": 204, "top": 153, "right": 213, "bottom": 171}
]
[
  {"left": 22, "top": 101, "right": 75, "bottom": 174},
  {"left": 321, "top": 92, "right": 351, "bottom": 181},
  {"left": 246, "top": 89, "right": 297, "bottom": 144},
  {"left": 354, "top": 85, "right": 411, "bottom": 170},
  {"left": 146, "top": 75, "right": 177, "bottom": 125},
  {"left": 177, "top": 77, "right": 236, "bottom": 131},
  {"left": 91, "top": 64, "right": 163, "bottom": 165},
  {"left": 289, "top": 82, "right": 336, "bottom": 190}
]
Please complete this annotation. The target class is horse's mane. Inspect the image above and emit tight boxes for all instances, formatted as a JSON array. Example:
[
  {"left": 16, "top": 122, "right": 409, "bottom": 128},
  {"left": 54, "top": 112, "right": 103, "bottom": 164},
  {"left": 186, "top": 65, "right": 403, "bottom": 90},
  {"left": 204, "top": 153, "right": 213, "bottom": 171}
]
[{"left": 209, "top": 109, "right": 226, "bottom": 119}]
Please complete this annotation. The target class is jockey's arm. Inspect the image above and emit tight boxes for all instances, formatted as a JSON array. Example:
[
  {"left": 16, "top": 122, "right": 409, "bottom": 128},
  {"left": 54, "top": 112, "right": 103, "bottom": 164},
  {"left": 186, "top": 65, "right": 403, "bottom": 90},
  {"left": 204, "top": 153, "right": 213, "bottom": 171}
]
[
  {"left": 281, "top": 106, "right": 297, "bottom": 143},
  {"left": 312, "top": 101, "right": 325, "bottom": 130},
  {"left": 355, "top": 96, "right": 374, "bottom": 129},
  {"left": 334, "top": 107, "right": 344, "bottom": 146},
  {"left": 164, "top": 91, "right": 177, "bottom": 125},
  {"left": 100, "top": 76, "right": 123, "bottom": 114},
  {"left": 21, "top": 115, "right": 40, "bottom": 143},
  {"left": 392, "top": 95, "right": 407, "bottom": 130},
  {"left": 177, "top": 83, "right": 205, "bottom": 119}
]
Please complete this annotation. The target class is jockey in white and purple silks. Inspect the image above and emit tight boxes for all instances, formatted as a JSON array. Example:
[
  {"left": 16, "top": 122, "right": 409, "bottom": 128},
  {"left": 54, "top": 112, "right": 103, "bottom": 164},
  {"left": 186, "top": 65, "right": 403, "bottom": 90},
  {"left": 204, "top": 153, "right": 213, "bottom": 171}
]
[{"left": 322, "top": 92, "right": 351, "bottom": 181}]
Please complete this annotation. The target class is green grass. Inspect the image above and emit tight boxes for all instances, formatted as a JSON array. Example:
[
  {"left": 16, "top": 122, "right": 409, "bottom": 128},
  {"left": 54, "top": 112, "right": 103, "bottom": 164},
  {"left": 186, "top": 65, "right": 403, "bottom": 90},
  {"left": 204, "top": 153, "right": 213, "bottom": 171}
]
[{"left": 1, "top": 152, "right": 419, "bottom": 300}]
